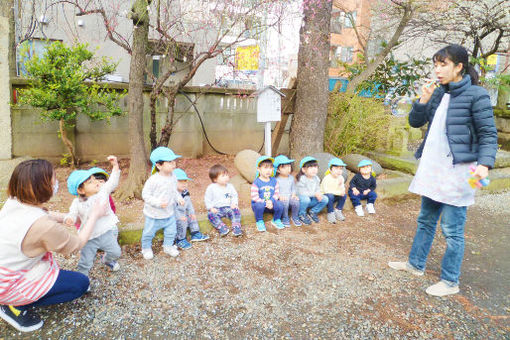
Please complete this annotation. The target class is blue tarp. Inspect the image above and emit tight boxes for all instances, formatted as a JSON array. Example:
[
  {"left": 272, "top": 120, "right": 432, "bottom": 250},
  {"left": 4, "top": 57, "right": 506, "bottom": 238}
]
[{"left": 329, "top": 77, "right": 385, "bottom": 99}]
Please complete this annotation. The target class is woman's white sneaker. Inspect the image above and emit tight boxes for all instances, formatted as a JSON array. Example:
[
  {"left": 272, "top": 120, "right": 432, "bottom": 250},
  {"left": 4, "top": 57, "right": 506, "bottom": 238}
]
[
  {"left": 388, "top": 261, "right": 424, "bottom": 276},
  {"left": 426, "top": 281, "right": 459, "bottom": 297}
]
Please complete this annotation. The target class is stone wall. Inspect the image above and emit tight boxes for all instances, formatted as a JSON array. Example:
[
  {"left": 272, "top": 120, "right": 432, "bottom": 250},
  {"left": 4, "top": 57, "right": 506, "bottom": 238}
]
[{"left": 11, "top": 80, "right": 291, "bottom": 161}]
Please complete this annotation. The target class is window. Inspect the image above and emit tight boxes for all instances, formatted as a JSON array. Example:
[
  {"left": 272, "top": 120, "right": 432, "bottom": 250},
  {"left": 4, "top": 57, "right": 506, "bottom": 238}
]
[
  {"left": 330, "top": 45, "right": 342, "bottom": 67},
  {"left": 330, "top": 8, "right": 343, "bottom": 34},
  {"left": 341, "top": 47, "right": 353, "bottom": 63},
  {"left": 17, "top": 39, "right": 57, "bottom": 76},
  {"left": 344, "top": 11, "right": 356, "bottom": 28}
]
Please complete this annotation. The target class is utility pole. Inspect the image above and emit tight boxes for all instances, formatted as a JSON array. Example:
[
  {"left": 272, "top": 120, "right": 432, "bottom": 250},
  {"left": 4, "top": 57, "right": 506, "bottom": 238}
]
[{"left": 0, "top": 0, "right": 14, "bottom": 159}]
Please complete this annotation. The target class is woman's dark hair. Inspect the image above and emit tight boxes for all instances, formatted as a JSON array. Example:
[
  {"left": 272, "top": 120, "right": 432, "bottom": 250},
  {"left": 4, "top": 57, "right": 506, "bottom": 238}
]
[
  {"left": 296, "top": 160, "right": 318, "bottom": 181},
  {"left": 432, "top": 44, "right": 479, "bottom": 85},
  {"left": 7, "top": 159, "right": 54, "bottom": 205},
  {"left": 209, "top": 164, "right": 228, "bottom": 182}
]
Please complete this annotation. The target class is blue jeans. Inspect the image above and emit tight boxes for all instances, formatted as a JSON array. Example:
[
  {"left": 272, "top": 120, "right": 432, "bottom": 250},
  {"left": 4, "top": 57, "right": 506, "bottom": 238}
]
[
  {"left": 325, "top": 194, "right": 346, "bottom": 213},
  {"left": 298, "top": 195, "right": 329, "bottom": 216},
  {"left": 408, "top": 196, "right": 467, "bottom": 285},
  {"left": 348, "top": 190, "right": 377, "bottom": 207},
  {"left": 141, "top": 215, "right": 177, "bottom": 249},
  {"left": 16, "top": 270, "right": 89, "bottom": 310},
  {"left": 251, "top": 200, "right": 284, "bottom": 222},
  {"left": 281, "top": 197, "right": 300, "bottom": 224}
]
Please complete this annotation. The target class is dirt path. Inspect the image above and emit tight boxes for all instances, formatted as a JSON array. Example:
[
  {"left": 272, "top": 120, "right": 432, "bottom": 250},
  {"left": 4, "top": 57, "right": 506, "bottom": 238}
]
[{"left": 1, "top": 192, "right": 509, "bottom": 339}]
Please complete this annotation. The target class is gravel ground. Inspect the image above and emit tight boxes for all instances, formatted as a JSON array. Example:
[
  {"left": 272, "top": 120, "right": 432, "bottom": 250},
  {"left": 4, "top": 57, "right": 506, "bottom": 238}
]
[{"left": 1, "top": 192, "right": 509, "bottom": 339}]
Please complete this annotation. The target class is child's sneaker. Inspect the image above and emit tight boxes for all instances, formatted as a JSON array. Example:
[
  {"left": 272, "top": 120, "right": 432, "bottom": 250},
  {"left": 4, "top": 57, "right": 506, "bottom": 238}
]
[
  {"left": 176, "top": 239, "right": 192, "bottom": 250},
  {"left": 335, "top": 209, "right": 345, "bottom": 221},
  {"left": 101, "top": 254, "right": 120, "bottom": 271},
  {"left": 141, "top": 248, "right": 154, "bottom": 260},
  {"left": 256, "top": 220, "right": 267, "bottom": 232},
  {"left": 218, "top": 225, "right": 230, "bottom": 237},
  {"left": 299, "top": 214, "right": 312, "bottom": 225},
  {"left": 354, "top": 205, "right": 365, "bottom": 217},
  {"left": 292, "top": 217, "right": 302, "bottom": 227},
  {"left": 309, "top": 211, "right": 320, "bottom": 223},
  {"left": 0, "top": 305, "right": 43, "bottom": 332},
  {"left": 282, "top": 220, "right": 291, "bottom": 228},
  {"left": 163, "top": 245, "right": 179, "bottom": 257},
  {"left": 367, "top": 203, "right": 376, "bottom": 214},
  {"left": 232, "top": 225, "right": 243, "bottom": 236},
  {"left": 271, "top": 219, "right": 285, "bottom": 229},
  {"left": 191, "top": 232, "right": 210, "bottom": 242},
  {"left": 327, "top": 212, "right": 336, "bottom": 224}
]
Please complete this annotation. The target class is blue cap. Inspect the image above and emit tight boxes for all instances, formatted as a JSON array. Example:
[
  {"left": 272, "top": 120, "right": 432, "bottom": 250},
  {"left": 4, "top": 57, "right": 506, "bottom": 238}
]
[
  {"left": 89, "top": 167, "right": 109, "bottom": 179},
  {"left": 256, "top": 156, "right": 274, "bottom": 167},
  {"left": 358, "top": 159, "right": 373, "bottom": 168},
  {"left": 328, "top": 158, "right": 347, "bottom": 168},
  {"left": 273, "top": 155, "right": 295, "bottom": 176},
  {"left": 150, "top": 147, "right": 181, "bottom": 174},
  {"left": 299, "top": 156, "right": 317, "bottom": 169},
  {"left": 174, "top": 168, "right": 192, "bottom": 181},
  {"left": 67, "top": 169, "right": 95, "bottom": 196}
]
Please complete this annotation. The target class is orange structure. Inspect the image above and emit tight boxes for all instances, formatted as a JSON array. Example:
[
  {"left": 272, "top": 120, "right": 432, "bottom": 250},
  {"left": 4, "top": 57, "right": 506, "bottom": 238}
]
[{"left": 329, "top": 0, "right": 372, "bottom": 78}]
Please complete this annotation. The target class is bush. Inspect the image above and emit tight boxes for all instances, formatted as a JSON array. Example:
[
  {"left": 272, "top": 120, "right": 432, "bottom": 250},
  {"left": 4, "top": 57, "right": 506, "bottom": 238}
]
[{"left": 325, "top": 93, "right": 391, "bottom": 156}]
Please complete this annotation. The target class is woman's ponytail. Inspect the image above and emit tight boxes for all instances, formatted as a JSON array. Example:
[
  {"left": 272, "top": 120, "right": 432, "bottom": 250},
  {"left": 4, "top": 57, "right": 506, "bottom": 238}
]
[{"left": 466, "top": 64, "right": 479, "bottom": 85}]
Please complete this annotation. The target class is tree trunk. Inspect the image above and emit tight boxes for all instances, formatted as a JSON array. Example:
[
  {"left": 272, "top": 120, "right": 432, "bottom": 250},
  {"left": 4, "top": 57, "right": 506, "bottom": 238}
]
[
  {"left": 59, "top": 118, "right": 76, "bottom": 167},
  {"left": 158, "top": 90, "right": 177, "bottom": 147},
  {"left": 116, "top": 0, "right": 151, "bottom": 200},
  {"left": 289, "top": 0, "right": 332, "bottom": 161}
]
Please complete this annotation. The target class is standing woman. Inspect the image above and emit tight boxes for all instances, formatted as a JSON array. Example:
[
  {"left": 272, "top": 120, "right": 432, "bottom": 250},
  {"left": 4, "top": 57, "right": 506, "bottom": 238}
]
[
  {"left": 0, "top": 159, "right": 107, "bottom": 332},
  {"left": 388, "top": 45, "right": 498, "bottom": 296}
]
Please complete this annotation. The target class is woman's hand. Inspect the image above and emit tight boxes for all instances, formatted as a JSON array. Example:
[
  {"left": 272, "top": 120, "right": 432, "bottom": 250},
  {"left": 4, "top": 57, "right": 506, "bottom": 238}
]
[
  {"left": 473, "top": 164, "right": 489, "bottom": 180},
  {"left": 419, "top": 81, "right": 436, "bottom": 104}
]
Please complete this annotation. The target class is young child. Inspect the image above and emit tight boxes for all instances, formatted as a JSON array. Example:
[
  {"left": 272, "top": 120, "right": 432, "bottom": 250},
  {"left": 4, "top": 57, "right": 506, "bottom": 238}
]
[
  {"left": 348, "top": 159, "right": 377, "bottom": 217},
  {"left": 204, "top": 164, "right": 243, "bottom": 236},
  {"left": 321, "top": 158, "right": 347, "bottom": 223},
  {"left": 251, "top": 156, "right": 284, "bottom": 232},
  {"left": 173, "top": 168, "right": 210, "bottom": 249},
  {"left": 273, "top": 155, "right": 300, "bottom": 227},
  {"left": 296, "top": 156, "right": 329, "bottom": 225},
  {"left": 141, "top": 147, "right": 185, "bottom": 260},
  {"left": 65, "top": 156, "right": 122, "bottom": 276}
]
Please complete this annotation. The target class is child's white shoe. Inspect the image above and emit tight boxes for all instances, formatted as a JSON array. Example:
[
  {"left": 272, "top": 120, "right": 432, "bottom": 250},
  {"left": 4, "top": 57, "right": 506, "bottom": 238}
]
[
  {"left": 366, "top": 203, "right": 376, "bottom": 214},
  {"left": 163, "top": 245, "right": 179, "bottom": 257},
  {"left": 354, "top": 205, "right": 364, "bottom": 217},
  {"left": 334, "top": 209, "right": 345, "bottom": 221},
  {"left": 327, "top": 212, "right": 336, "bottom": 224},
  {"left": 141, "top": 248, "right": 154, "bottom": 260}
]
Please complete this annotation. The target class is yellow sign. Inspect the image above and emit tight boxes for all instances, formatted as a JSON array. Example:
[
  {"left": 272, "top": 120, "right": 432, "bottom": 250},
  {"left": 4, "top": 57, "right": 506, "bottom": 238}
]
[
  {"left": 487, "top": 54, "right": 497, "bottom": 66},
  {"left": 235, "top": 45, "right": 259, "bottom": 71}
]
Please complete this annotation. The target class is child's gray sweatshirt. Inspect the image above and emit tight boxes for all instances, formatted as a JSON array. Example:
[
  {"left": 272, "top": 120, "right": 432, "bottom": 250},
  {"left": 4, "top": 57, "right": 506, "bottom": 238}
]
[
  {"left": 204, "top": 183, "right": 238, "bottom": 210},
  {"left": 276, "top": 175, "right": 297, "bottom": 199},
  {"left": 296, "top": 175, "right": 321, "bottom": 197}
]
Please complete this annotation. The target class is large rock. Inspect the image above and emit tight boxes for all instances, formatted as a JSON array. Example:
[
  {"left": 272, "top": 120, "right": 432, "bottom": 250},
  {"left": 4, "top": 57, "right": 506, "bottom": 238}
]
[
  {"left": 311, "top": 152, "right": 348, "bottom": 182},
  {"left": 234, "top": 149, "right": 261, "bottom": 183},
  {"left": 343, "top": 154, "right": 383, "bottom": 175}
]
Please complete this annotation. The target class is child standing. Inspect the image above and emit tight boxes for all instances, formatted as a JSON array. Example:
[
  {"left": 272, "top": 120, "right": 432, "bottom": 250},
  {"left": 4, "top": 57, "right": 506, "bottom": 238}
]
[
  {"left": 321, "top": 158, "right": 347, "bottom": 223},
  {"left": 296, "top": 156, "right": 329, "bottom": 225},
  {"left": 173, "top": 168, "right": 210, "bottom": 249},
  {"left": 204, "top": 164, "right": 243, "bottom": 237},
  {"left": 251, "top": 156, "right": 285, "bottom": 232},
  {"left": 273, "top": 155, "right": 300, "bottom": 227},
  {"left": 65, "top": 156, "right": 122, "bottom": 276},
  {"left": 348, "top": 159, "right": 377, "bottom": 217},
  {"left": 141, "top": 147, "right": 185, "bottom": 260}
]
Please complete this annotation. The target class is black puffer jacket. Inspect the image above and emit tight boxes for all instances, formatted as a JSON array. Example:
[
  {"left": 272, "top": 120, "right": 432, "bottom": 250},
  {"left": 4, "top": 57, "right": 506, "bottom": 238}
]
[{"left": 409, "top": 75, "right": 498, "bottom": 168}]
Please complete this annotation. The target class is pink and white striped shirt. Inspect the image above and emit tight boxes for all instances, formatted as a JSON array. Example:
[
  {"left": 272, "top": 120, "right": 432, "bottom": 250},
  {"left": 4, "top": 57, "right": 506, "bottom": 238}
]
[{"left": 0, "top": 199, "right": 59, "bottom": 306}]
